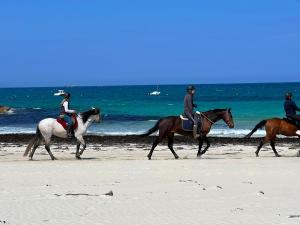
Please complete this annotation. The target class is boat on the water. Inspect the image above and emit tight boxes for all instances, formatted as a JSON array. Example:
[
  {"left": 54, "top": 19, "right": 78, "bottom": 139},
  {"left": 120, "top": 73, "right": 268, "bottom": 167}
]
[
  {"left": 149, "top": 86, "right": 161, "bottom": 96},
  {"left": 54, "top": 90, "right": 65, "bottom": 96}
]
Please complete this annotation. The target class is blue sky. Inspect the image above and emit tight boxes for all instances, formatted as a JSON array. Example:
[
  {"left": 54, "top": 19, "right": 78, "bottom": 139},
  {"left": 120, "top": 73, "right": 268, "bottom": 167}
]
[{"left": 0, "top": 0, "right": 300, "bottom": 87}]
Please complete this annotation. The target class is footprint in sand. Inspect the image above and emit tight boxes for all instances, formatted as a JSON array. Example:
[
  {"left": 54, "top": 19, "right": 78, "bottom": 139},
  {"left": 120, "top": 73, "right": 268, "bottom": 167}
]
[
  {"left": 179, "top": 179, "right": 218, "bottom": 191},
  {"left": 242, "top": 181, "right": 253, "bottom": 184},
  {"left": 288, "top": 215, "right": 300, "bottom": 218},
  {"left": 231, "top": 208, "right": 244, "bottom": 213}
]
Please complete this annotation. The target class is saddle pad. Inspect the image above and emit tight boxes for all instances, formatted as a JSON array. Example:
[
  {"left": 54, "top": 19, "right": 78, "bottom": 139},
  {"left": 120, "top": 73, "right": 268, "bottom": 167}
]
[
  {"left": 56, "top": 115, "right": 78, "bottom": 130},
  {"left": 283, "top": 118, "right": 300, "bottom": 129},
  {"left": 57, "top": 118, "right": 68, "bottom": 130},
  {"left": 182, "top": 119, "right": 194, "bottom": 131}
]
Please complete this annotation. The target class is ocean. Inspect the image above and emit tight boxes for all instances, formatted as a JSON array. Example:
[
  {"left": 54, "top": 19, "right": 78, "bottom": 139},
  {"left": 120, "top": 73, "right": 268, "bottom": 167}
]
[{"left": 0, "top": 83, "right": 299, "bottom": 137}]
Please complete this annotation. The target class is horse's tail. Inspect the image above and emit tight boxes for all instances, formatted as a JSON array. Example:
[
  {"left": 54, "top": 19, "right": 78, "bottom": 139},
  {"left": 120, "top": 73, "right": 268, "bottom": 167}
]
[
  {"left": 24, "top": 126, "right": 42, "bottom": 157},
  {"left": 139, "top": 119, "right": 162, "bottom": 137},
  {"left": 245, "top": 120, "right": 267, "bottom": 138}
]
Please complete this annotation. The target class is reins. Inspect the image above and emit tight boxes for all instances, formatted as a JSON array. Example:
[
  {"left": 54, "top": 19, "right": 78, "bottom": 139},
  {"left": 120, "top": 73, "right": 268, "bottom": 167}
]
[
  {"left": 201, "top": 110, "right": 232, "bottom": 126},
  {"left": 200, "top": 112, "right": 215, "bottom": 125}
]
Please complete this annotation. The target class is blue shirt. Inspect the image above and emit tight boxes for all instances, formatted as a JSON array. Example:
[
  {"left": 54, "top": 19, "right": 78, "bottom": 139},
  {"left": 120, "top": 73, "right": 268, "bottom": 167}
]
[{"left": 284, "top": 100, "right": 300, "bottom": 116}]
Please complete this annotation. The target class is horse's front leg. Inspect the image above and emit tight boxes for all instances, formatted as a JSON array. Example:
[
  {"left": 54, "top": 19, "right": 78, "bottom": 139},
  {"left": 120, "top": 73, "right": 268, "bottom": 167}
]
[
  {"left": 76, "top": 142, "right": 81, "bottom": 158},
  {"left": 197, "top": 138, "right": 204, "bottom": 157},
  {"left": 75, "top": 135, "right": 86, "bottom": 159},
  {"left": 200, "top": 136, "right": 210, "bottom": 155},
  {"left": 79, "top": 144, "right": 87, "bottom": 155}
]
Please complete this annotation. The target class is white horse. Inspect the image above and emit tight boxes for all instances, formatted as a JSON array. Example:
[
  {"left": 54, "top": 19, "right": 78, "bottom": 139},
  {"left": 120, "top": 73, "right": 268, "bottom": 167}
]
[{"left": 24, "top": 108, "right": 101, "bottom": 160}]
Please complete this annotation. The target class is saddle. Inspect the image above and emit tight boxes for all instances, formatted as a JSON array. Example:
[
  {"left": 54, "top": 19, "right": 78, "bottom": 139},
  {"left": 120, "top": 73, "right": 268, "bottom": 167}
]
[
  {"left": 283, "top": 117, "right": 300, "bottom": 129},
  {"left": 180, "top": 111, "right": 202, "bottom": 132},
  {"left": 57, "top": 114, "right": 78, "bottom": 130}
]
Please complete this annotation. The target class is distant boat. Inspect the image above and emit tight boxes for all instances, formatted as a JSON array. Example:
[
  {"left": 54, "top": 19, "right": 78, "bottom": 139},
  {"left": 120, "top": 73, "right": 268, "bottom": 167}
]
[
  {"left": 54, "top": 90, "right": 65, "bottom": 96},
  {"left": 149, "top": 86, "right": 161, "bottom": 96}
]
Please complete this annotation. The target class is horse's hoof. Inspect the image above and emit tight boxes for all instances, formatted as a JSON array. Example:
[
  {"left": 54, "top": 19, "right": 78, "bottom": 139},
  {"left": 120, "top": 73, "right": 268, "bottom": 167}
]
[
  {"left": 76, "top": 155, "right": 82, "bottom": 160},
  {"left": 255, "top": 153, "right": 259, "bottom": 157},
  {"left": 52, "top": 157, "right": 57, "bottom": 160},
  {"left": 147, "top": 155, "right": 151, "bottom": 160},
  {"left": 175, "top": 156, "right": 179, "bottom": 160},
  {"left": 275, "top": 154, "right": 281, "bottom": 157}
]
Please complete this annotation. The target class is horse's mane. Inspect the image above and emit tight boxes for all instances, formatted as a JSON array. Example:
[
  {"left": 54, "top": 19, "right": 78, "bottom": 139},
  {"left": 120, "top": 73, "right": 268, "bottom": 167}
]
[
  {"left": 80, "top": 108, "right": 100, "bottom": 123},
  {"left": 204, "top": 108, "right": 227, "bottom": 114}
]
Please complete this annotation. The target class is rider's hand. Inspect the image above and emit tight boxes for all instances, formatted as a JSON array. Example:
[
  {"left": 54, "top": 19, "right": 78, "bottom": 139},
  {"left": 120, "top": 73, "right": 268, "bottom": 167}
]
[{"left": 193, "top": 104, "right": 198, "bottom": 108}]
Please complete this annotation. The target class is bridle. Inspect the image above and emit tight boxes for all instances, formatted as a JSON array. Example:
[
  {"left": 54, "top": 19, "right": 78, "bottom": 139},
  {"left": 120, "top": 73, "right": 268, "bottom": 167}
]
[
  {"left": 77, "top": 113, "right": 99, "bottom": 123},
  {"left": 201, "top": 111, "right": 233, "bottom": 127}
]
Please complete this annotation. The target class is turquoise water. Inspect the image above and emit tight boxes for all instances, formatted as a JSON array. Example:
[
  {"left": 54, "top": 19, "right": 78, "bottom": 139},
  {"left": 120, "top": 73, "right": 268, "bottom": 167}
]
[{"left": 0, "top": 83, "right": 299, "bottom": 136}]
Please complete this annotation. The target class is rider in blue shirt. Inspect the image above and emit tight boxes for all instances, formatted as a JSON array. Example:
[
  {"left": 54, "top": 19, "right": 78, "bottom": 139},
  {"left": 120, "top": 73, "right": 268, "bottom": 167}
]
[{"left": 284, "top": 92, "right": 300, "bottom": 135}]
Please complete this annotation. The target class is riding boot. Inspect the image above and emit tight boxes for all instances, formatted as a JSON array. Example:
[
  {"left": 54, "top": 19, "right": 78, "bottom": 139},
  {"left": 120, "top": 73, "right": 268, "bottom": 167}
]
[
  {"left": 193, "top": 125, "right": 200, "bottom": 139},
  {"left": 67, "top": 125, "right": 74, "bottom": 138}
]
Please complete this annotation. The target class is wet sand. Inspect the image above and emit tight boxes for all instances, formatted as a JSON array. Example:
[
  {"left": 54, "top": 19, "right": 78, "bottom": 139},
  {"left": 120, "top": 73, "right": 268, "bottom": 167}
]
[{"left": 1, "top": 133, "right": 300, "bottom": 145}]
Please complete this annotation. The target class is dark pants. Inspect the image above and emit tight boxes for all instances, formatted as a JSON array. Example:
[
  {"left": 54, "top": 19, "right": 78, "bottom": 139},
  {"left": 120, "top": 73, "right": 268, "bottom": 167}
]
[
  {"left": 184, "top": 111, "right": 199, "bottom": 125},
  {"left": 288, "top": 114, "right": 300, "bottom": 122}
]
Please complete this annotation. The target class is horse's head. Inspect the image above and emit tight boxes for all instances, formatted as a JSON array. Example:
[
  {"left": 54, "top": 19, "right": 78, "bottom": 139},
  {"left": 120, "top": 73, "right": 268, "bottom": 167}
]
[
  {"left": 81, "top": 107, "right": 102, "bottom": 123},
  {"left": 91, "top": 107, "right": 101, "bottom": 123},
  {"left": 222, "top": 108, "right": 234, "bottom": 128}
]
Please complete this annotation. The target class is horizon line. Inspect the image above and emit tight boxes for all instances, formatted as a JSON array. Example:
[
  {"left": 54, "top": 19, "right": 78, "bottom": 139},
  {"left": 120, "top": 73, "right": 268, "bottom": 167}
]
[{"left": 0, "top": 81, "right": 300, "bottom": 89}]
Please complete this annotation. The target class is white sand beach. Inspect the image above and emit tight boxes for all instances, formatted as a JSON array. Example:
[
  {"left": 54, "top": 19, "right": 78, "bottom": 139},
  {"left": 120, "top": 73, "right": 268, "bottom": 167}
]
[{"left": 0, "top": 143, "right": 300, "bottom": 225}]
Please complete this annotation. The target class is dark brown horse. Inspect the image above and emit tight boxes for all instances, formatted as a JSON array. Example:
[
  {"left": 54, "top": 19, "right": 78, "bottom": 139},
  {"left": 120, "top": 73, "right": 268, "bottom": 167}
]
[
  {"left": 141, "top": 108, "right": 234, "bottom": 160},
  {"left": 245, "top": 118, "right": 300, "bottom": 157}
]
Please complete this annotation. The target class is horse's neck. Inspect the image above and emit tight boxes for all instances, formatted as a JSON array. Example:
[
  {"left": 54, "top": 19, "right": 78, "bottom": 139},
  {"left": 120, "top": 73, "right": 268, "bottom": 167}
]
[
  {"left": 205, "top": 111, "right": 223, "bottom": 123},
  {"left": 77, "top": 115, "right": 92, "bottom": 130}
]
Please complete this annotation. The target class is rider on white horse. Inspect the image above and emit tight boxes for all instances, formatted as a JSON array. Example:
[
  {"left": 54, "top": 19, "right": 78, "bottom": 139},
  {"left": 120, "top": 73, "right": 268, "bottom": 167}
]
[
  {"left": 60, "top": 92, "right": 76, "bottom": 138},
  {"left": 24, "top": 107, "right": 101, "bottom": 160}
]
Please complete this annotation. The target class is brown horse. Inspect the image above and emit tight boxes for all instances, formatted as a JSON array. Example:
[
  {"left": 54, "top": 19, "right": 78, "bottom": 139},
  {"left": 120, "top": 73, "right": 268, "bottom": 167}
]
[
  {"left": 245, "top": 118, "right": 300, "bottom": 157},
  {"left": 141, "top": 108, "right": 234, "bottom": 160}
]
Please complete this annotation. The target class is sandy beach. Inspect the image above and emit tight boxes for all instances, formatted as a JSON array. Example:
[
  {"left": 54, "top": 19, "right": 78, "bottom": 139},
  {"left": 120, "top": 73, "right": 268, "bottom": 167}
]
[
  {"left": 1, "top": 0, "right": 300, "bottom": 224},
  {"left": 0, "top": 137, "right": 300, "bottom": 225}
]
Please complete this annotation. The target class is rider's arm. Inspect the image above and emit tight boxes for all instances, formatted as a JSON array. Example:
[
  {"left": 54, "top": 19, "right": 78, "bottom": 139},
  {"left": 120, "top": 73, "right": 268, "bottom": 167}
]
[
  {"left": 184, "top": 95, "right": 193, "bottom": 111},
  {"left": 63, "top": 101, "right": 76, "bottom": 114}
]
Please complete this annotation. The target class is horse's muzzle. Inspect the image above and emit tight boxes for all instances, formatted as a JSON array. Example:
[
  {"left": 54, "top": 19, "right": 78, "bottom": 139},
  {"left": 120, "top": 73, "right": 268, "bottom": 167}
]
[{"left": 97, "top": 115, "right": 102, "bottom": 123}]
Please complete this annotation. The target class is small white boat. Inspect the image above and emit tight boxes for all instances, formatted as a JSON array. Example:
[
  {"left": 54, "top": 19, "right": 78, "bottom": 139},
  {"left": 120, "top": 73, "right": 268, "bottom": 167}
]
[
  {"left": 54, "top": 90, "right": 65, "bottom": 96},
  {"left": 149, "top": 91, "right": 161, "bottom": 96},
  {"left": 149, "top": 86, "right": 161, "bottom": 96}
]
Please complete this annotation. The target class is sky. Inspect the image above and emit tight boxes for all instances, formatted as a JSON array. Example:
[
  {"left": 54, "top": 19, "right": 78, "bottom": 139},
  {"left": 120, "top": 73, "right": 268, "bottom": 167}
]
[{"left": 0, "top": 0, "right": 300, "bottom": 87}]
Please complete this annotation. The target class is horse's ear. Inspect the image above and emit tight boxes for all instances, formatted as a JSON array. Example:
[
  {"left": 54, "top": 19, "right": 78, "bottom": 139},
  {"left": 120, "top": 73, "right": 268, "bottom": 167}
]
[
  {"left": 91, "top": 107, "right": 99, "bottom": 114},
  {"left": 228, "top": 108, "right": 231, "bottom": 112}
]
